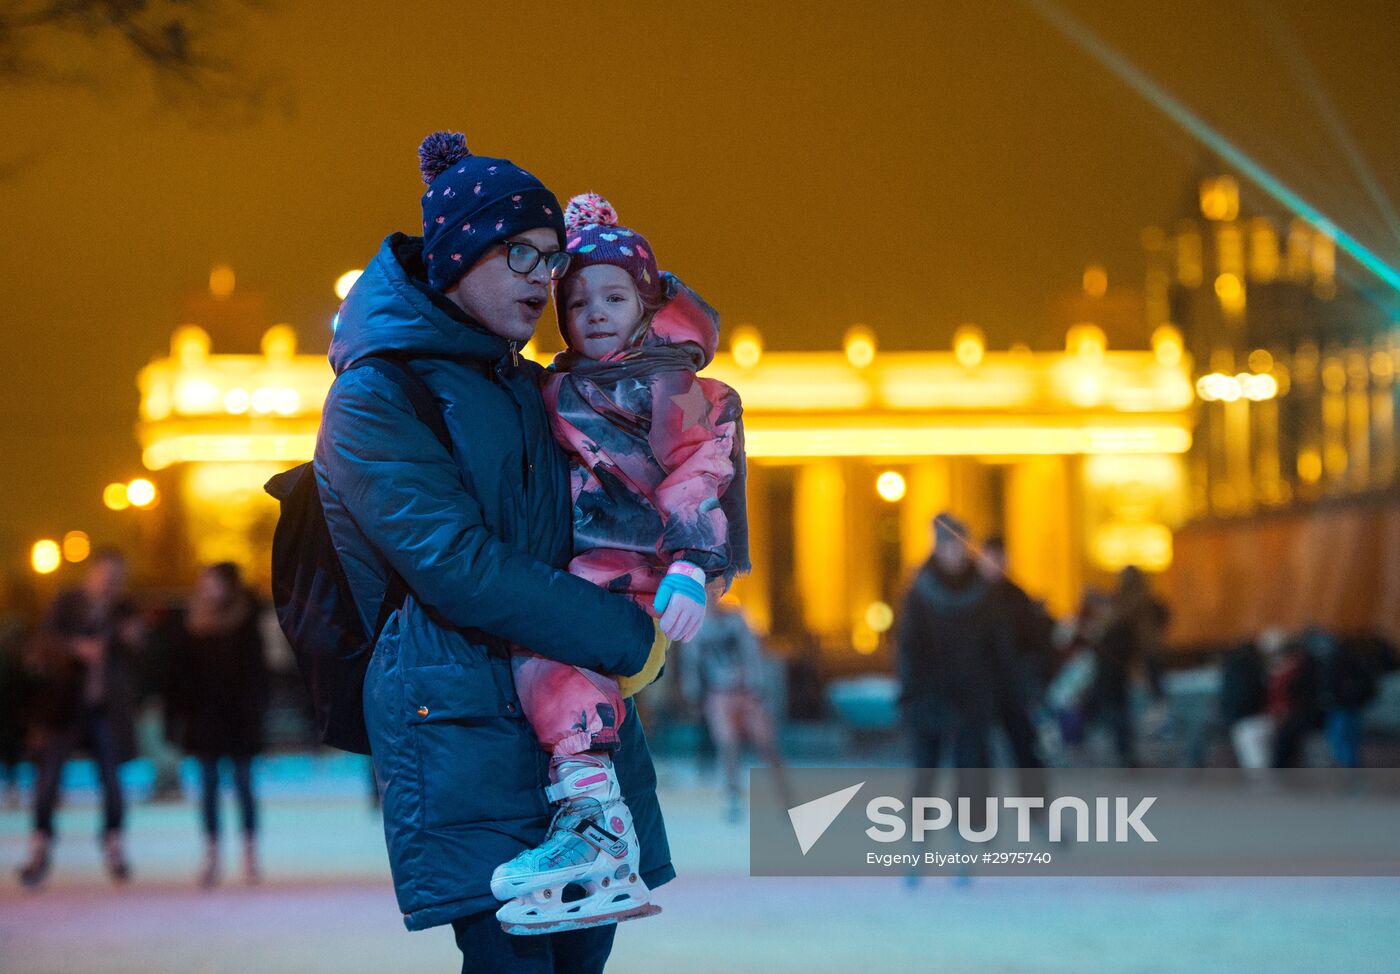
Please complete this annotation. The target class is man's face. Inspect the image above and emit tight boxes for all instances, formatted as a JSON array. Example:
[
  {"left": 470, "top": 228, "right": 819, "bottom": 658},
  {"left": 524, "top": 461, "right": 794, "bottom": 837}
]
[
  {"left": 443, "top": 226, "right": 558, "bottom": 344},
  {"left": 84, "top": 557, "right": 126, "bottom": 603},
  {"left": 933, "top": 534, "right": 968, "bottom": 573},
  {"left": 980, "top": 547, "right": 1007, "bottom": 580}
]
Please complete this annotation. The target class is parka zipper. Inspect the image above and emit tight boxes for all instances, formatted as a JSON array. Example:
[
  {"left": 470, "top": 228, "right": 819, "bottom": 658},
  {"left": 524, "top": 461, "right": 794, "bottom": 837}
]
[{"left": 493, "top": 347, "right": 532, "bottom": 490}]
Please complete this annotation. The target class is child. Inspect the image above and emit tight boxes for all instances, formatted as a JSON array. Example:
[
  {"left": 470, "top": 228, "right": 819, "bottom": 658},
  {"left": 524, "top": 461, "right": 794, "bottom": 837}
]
[{"left": 490, "top": 193, "right": 748, "bottom": 935}]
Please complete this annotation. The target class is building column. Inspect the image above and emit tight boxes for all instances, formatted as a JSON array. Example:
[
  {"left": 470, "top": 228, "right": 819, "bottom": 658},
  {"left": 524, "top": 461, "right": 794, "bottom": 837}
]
[
  {"left": 1006, "top": 457, "right": 1077, "bottom": 618},
  {"left": 794, "top": 460, "right": 847, "bottom": 641}
]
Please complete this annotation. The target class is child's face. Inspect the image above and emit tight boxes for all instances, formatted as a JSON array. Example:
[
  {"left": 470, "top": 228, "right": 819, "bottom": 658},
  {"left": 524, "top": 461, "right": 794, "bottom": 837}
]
[{"left": 561, "top": 264, "right": 646, "bottom": 359}]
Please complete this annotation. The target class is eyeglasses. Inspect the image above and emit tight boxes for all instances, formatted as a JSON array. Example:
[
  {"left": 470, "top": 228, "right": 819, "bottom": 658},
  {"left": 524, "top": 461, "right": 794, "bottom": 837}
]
[{"left": 504, "top": 240, "right": 572, "bottom": 280}]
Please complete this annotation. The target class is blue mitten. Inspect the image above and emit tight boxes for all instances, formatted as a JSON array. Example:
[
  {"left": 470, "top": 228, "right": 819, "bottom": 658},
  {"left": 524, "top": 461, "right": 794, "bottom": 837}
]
[
  {"left": 653, "top": 561, "right": 708, "bottom": 643},
  {"left": 654, "top": 571, "right": 706, "bottom": 613}
]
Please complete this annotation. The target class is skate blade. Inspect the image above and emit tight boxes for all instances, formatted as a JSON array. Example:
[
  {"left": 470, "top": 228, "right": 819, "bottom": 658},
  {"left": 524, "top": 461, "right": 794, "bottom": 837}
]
[{"left": 500, "top": 902, "right": 662, "bottom": 937}]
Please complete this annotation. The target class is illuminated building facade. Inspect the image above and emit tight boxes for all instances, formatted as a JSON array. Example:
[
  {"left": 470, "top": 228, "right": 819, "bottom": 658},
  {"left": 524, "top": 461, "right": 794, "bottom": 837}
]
[
  {"left": 135, "top": 272, "right": 1195, "bottom": 668},
  {"left": 1156, "top": 175, "right": 1400, "bottom": 646}
]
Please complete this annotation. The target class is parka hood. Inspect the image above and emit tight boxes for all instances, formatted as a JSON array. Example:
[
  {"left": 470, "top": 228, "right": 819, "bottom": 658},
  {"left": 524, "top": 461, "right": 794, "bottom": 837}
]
[{"left": 328, "top": 233, "right": 512, "bottom": 375}]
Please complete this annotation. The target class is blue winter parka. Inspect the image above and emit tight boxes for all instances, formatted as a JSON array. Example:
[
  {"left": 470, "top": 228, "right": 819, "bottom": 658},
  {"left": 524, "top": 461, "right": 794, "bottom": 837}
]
[{"left": 314, "top": 233, "right": 674, "bottom": 931}]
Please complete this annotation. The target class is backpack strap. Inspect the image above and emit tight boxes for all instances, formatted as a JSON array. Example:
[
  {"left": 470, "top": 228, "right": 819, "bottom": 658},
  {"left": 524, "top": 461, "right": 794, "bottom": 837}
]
[
  {"left": 345, "top": 356, "right": 452, "bottom": 638},
  {"left": 352, "top": 356, "right": 452, "bottom": 450}
]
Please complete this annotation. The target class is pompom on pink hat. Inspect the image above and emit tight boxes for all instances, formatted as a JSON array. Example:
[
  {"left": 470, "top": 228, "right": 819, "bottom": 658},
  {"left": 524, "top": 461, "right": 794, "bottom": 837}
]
[{"left": 555, "top": 193, "right": 663, "bottom": 308}]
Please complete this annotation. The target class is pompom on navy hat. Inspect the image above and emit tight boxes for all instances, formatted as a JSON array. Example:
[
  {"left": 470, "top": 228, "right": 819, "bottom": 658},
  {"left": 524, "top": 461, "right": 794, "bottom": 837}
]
[{"left": 417, "top": 131, "right": 565, "bottom": 292}]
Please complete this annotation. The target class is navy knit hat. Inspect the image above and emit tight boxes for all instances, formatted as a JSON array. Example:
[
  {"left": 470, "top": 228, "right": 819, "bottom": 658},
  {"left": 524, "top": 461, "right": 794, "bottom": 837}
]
[{"left": 417, "top": 131, "right": 565, "bottom": 292}]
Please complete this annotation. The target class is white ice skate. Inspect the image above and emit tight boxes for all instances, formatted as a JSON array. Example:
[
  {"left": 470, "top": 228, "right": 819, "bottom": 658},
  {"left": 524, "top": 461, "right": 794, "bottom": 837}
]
[{"left": 491, "top": 753, "right": 661, "bottom": 936}]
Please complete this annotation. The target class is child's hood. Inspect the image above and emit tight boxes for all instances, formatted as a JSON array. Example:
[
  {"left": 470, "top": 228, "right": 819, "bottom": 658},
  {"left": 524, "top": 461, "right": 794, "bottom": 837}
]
[{"left": 641, "top": 273, "right": 720, "bottom": 368}]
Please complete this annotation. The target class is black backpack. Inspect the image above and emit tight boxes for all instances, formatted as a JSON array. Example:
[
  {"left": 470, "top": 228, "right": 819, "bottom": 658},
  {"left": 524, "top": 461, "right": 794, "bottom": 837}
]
[{"left": 264, "top": 357, "right": 450, "bottom": 754}]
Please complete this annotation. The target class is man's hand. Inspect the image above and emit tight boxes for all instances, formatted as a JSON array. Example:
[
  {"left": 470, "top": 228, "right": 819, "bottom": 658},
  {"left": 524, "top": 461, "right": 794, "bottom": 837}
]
[{"left": 653, "top": 561, "right": 707, "bottom": 643}]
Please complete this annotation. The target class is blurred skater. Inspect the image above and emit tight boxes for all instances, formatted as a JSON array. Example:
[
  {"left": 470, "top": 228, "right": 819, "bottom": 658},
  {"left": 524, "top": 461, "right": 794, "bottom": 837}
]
[
  {"left": 18, "top": 549, "right": 142, "bottom": 888},
  {"left": 1080, "top": 567, "right": 1168, "bottom": 767},
  {"left": 166, "top": 563, "right": 269, "bottom": 886},
  {"left": 896, "top": 515, "right": 1019, "bottom": 835},
  {"left": 682, "top": 594, "right": 788, "bottom": 821}
]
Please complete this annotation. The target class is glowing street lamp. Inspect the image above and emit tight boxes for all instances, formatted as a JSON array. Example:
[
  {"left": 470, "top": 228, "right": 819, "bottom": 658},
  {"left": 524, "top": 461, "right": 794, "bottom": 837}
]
[
  {"left": 1214, "top": 273, "right": 1246, "bottom": 315},
  {"left": 844, "top": 326, "right": 876, "bottom": 369},
  {"left": 1082, "top": 263, "right": 1109, "bottom": 298},
  {"left": 62, "top": 531, "right": 91, "bottom": 563},
  {"left": 876, "top": 470, "right": 906, "bottom": 502},
  {"left": 1067, "top": 323, "right": 1107, "bottom": 363},
  {"left": 865, "top": 601, "right": 894, "bottom": 634},
  {"left": 1151, "top": 325, "right": 1184, "bottom": 366},
  {"left": 953, "top": 325, "right": 985, "bottom": 369},
  {"left": 31, "top": 540, "right": 61, "bottom": 575},
  {"left": 126, "top": 479, "right": 158, "bottom": 508},
  {"left": 335, "top": 269, "right": 364, "bottom": 301},
  {"left": 731, "top": 326, "right": 763, "bottom": 369},
  {"left": 209, "top": 264, "right": 236, "bottom": 299},
  {"left": 103, "top": 482, "right": 131, "bottom": 511}
]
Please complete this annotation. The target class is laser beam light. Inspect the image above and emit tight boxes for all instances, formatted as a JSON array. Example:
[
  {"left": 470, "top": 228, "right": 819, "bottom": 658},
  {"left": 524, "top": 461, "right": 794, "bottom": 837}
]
[{"left": 1028, "top": 0, "right": 1400, "bottom": 298}]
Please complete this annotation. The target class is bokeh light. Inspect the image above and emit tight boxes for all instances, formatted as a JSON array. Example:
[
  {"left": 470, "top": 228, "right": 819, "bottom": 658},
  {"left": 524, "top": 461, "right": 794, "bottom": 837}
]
[
  {"left": 62, "top": 530, "right": 91, "bottom": 563},
  {"left": 31, "top": 539, "right": 61, "bottom": 575},
  {"left": 1082, "top": 263, "right": 1109, "bottom": 297},
  {"left": 1151, "top": 325, "right": 1184, "bottom": 366},
  {"left": 262, "top": 324, "right": 298, "bottom": 361},
  {"left": 334, "top": 269, "right": 363, "bottom": 301},
  {"left": 953, "top": 324, "right": 985, "bottom": 368},
  {"left": 1066, "top": 323, "right": 1107, "bottom": 362},
  {"left": 209, "top": 264, "right": 236, "bottom": 299},
  {"left": 865, "top": 601, "right": 894, "bottom": 633},
  {"left": 844, "top": 326, "right": 876, "bottom": 369},
  {"left": 876, "top": 470, "right": 906, "bottom": 502},
  {"left": 126, "top": 478, "right": 158, "bottom": 508},
  {"left": 103, "top": 482, "right": 131, "bottom": 511},
  {"left": 1214, "top": 273, "right": 1246, "bottom": 315},
  {"left": 731, "top": 326, "right": 763, "bottom": 369}
]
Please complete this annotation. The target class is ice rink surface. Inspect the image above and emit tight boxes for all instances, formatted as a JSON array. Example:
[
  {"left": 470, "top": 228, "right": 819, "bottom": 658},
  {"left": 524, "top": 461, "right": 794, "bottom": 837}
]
[{"left": 2, "top": 756, "right": 1397, "bottom": 973}]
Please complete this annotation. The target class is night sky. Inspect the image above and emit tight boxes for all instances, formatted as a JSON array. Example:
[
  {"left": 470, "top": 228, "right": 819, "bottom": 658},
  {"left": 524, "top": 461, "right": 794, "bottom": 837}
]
[{"left": 2, "top": 0, "right": 1398, "bottom": 565}]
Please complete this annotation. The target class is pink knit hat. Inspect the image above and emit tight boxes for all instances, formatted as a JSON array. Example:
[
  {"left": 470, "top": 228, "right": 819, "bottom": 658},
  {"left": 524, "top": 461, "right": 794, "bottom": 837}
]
[{"left": 555, "top": 193, "right": 664, "bottom": 308}]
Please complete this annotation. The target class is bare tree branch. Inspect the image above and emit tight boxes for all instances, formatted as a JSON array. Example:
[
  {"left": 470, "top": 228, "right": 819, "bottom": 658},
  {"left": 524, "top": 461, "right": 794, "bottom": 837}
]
[{"left": 0, "top": 0, "right": 286, "bottom": 122}]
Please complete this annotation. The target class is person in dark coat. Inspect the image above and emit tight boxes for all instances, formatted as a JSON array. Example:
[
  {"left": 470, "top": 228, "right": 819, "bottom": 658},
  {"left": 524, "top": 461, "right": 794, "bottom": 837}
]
[
  {"left": 1082, "top": 566, "right": 1168, "bottom": 767},
  {"left": 1318, "top": 632, "right": 1386, "bottom": 768},
  {"left": 1219, "top": 628, "right": 1279, "bottom": 769},
  {"left": 166, "top": 562, "right": 268, "bottom": 886},
  {"left": 18, "top": 548, "right": 142, "bottom": 888},
  {"left": 1269, "top": 632, "right": 1322, "bottom": 768},
  {"left": 977, "top": 536, "right": 1051, "bottom": 777},
  {"left": 1271, "top": 627, "right": 1386, "bottom": 768},
  {"left": 0, "top": 609, "right": 31, "bottom": 809},
  {"left": 314, "top": 130, "right": 664, "bottom": 972},
  {"left": 896, "top": 514, "right": 1018, "bottom": 830}
]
